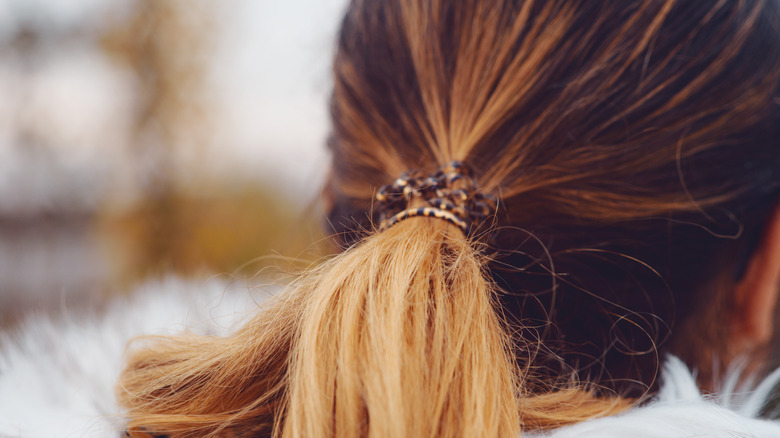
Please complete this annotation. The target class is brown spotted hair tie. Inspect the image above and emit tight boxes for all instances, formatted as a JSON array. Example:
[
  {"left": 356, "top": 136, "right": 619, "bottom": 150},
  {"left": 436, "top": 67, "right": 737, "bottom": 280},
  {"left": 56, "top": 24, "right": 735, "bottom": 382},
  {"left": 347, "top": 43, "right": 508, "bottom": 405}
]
[{"left": 375, "top": 161, "right": 499, "bottom": 236}]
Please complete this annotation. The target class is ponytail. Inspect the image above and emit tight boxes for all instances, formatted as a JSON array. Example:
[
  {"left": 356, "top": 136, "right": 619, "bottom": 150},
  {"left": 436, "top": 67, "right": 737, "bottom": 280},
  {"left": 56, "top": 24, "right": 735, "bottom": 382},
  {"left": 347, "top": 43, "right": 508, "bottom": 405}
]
[
  {"left": 284, "top": 219, "right": 518, "bottom": 437},
  {"left": 119, "top": 213, "right": 628, "bottom": 437}
]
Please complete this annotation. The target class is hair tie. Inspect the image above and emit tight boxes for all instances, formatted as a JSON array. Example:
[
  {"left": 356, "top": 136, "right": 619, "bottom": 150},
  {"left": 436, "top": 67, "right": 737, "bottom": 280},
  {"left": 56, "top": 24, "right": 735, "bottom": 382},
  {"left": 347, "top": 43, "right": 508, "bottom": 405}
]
[{"left": 375, "top": 161, "right": 499, "bottom": 236}]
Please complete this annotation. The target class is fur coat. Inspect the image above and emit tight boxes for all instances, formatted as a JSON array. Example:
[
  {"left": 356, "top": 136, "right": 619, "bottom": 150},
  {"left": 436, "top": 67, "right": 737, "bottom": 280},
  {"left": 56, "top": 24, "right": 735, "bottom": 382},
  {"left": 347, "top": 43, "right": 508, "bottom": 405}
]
[{"left": 2, "top": 277, "right": 780, "bottom": 437}]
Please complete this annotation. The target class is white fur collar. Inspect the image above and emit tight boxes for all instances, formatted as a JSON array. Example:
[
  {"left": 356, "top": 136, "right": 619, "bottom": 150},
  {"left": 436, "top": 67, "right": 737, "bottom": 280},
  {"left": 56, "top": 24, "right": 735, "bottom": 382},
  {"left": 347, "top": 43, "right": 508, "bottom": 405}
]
[
  {"left": 532, "top": 357, "right": 780, "bottom": 437},
  {"left": 1, "top": 278, "right": 779, "bottom": 437}
]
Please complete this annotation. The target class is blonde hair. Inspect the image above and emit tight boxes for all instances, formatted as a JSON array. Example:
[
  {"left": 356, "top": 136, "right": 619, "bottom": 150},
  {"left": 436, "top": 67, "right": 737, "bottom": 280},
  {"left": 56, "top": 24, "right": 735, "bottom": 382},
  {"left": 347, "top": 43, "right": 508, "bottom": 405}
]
[
  {"left": 119, "top": 0, "right": 780, "bottom": 436},
  {"left": 119, "top": 220, "right": 627, "bottom": 437}
]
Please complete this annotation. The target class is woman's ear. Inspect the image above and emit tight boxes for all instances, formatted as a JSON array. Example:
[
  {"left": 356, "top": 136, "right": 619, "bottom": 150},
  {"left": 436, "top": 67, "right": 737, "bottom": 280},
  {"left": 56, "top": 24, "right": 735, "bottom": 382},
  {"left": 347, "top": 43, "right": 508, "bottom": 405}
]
[{"left": 731, "top": 199, "right": 780, "bottom": 349}]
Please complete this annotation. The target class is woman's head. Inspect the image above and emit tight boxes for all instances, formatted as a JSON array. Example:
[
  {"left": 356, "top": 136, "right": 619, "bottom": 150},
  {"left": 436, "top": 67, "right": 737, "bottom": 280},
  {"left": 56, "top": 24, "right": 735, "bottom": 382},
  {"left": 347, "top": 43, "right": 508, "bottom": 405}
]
[
  {"left": 326, "top": 0, "right": 780, "bottom": 391},
  {"left": 119, "top": 1, "right": 780, "bottom": 436}
]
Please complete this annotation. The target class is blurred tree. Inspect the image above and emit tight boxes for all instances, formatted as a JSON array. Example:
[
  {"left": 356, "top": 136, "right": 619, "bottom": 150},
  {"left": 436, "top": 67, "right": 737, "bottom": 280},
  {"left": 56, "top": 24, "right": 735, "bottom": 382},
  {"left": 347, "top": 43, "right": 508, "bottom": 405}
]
[
  {"left": 0, "top": 5, "right": 114, "bottom": 326},
  {"left": 97, "top": 0, "right": 329, "bottom": 282},
  {"left": 100, "top": 0, "right": 216, "bottom": 274}
]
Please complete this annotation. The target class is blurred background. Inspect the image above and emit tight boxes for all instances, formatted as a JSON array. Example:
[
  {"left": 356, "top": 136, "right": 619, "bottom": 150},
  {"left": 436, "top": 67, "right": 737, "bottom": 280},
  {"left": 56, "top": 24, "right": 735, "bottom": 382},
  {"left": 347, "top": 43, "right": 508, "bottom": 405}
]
[{"left": 0, "top": 0, "right": 348, "bottom": 326}]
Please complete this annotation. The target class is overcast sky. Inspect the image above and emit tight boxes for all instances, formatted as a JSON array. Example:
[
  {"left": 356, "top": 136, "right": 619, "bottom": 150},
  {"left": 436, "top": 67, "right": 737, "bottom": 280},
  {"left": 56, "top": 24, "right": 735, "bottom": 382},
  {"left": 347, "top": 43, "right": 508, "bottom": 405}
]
[{"left": 209, "top": 0, "right": 347, "bottom": 197}]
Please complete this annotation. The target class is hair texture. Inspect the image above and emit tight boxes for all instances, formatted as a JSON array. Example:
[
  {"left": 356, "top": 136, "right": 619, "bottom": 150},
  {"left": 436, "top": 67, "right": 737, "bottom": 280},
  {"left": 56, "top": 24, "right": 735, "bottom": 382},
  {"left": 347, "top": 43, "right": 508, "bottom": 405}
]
[{"left": 119, "top": 0, "right": 780, "bottom": 437}]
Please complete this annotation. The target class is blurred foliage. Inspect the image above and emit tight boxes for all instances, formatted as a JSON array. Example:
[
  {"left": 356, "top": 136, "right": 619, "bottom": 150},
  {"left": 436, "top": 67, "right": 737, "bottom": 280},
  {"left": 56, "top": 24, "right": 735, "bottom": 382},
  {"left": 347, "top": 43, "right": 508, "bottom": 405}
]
[
  {"left": 96, "top": 186, "right": 331, "bottom": 287},
  {"left": 99, "top": 0, "right": 214, "bottom": 192},
  {"left": 93, "top": 1, "right": 333, "bottom": 286}
]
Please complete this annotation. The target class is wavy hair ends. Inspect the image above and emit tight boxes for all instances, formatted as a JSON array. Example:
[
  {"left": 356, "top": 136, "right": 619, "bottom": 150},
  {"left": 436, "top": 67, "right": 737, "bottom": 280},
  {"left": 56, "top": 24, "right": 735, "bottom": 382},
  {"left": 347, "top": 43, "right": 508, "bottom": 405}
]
[{"left": 119, "top": 218, "right": 628, "bottom": 437}]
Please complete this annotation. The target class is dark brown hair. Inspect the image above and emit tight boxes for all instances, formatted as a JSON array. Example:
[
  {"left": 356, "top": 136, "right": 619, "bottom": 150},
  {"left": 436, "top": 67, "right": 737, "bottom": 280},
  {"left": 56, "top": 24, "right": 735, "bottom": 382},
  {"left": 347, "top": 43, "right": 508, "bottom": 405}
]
[
  {"left": 119, "top": 1, "right": 780, "bottom": 436},
  {"left": 327, "top": 0, "right": 780, "bottom": 393}
]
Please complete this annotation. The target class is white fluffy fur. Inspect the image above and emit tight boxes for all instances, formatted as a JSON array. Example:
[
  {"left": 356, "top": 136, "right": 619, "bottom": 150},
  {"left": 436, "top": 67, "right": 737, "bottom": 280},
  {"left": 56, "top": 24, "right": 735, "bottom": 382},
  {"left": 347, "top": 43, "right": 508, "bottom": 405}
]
[
  {"left": 0, "top": 277, "right": 272, "bottom": 437},
  {"left": 2, "top": 278, "right": 780, "bottom": 437},
  {"left": 531, "top": 357, "right": 780, "bottom": 437}
]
